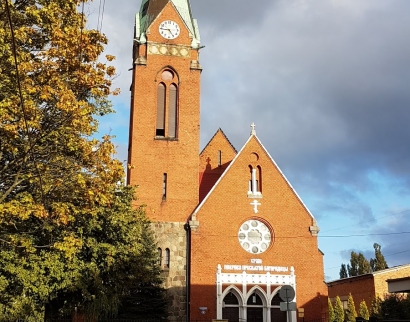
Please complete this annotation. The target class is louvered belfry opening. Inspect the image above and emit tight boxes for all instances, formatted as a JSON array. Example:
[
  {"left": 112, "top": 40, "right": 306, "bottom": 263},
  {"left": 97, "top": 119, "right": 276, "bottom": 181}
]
[
  {"left": 168, "top": 84, "right": 178, "bottom": 138},
  {"left": 156, "top": 83, "right": 166, "bottom": 136},
  {"left": 156, "top": 70, "right": 179, "bottom": 138}
]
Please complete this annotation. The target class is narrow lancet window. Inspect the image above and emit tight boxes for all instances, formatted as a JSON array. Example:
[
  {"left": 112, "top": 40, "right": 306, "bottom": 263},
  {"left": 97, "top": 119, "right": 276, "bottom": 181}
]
[
  {"left": 168, "top": 84, "right": 178, "bottom": 138},
  {"left": 158, "top": 248, "right": 162, "bottom": 266},
  {"left": 248, "top": 165, "right": 253, "bottom": 194},
  {"left": 257, "top": 165, "right": 262, "bottom": 193},
  {"left": 162, "top": 173, "right": 167, "bottom": 200},
  {"left": 156, "top": 83, "right": 166, "bottom": 136},
  {"left": 248, "top": 165, "right": 262, "bottom": 197},
  {"left": 165, "top": 248, "right": 170, "bottom": 268}
]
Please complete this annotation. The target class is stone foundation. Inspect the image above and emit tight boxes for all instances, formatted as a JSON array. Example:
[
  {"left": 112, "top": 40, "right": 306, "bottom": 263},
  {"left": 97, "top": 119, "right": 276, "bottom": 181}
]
[{"left": 152, "top": 222, "right": 187, "bottom": 321}]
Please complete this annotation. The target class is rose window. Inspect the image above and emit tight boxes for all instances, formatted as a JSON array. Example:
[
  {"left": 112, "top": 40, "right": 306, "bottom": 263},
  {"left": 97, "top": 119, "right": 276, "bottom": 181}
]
[{"left": 238, "top": 220, "right": 272, "bottom": 254}]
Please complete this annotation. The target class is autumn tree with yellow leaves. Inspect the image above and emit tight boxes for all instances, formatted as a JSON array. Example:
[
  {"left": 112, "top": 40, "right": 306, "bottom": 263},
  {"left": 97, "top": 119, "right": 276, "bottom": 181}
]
[{"left": 0, "top": 0, "right": 165, "bottom": 320}]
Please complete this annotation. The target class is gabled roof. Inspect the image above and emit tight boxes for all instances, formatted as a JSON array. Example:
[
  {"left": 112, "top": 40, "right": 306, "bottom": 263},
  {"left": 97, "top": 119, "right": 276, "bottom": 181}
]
[
  {"left": 192, "top": 131, "right": 317, "bottom": 224},
  {"left": 200, "top": 128, "right": 237, "bottom": 156},
  {"left": 199, "top": 128, "right": 238, "bottom": 202},
  {"left": 135, "top": 0, "right": 200, "bottom": 46}
]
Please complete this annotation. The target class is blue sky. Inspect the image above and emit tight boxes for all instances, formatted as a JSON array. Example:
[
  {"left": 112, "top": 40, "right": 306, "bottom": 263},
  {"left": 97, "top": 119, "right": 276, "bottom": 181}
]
[{"left": 85, "top": 0, "right": 410, "bottom": 281}]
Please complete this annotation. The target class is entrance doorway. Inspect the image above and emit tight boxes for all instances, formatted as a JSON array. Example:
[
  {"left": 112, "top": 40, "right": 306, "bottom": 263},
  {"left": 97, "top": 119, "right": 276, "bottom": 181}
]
[
  {"left": 271, "top": 293, "right": 287, "bottom": 322},
  {"left": 247, "top": 293, "right": 263, "bottom": 322},
  {"left": 222, "top": 292, "right": 240, "bottom": 322}
]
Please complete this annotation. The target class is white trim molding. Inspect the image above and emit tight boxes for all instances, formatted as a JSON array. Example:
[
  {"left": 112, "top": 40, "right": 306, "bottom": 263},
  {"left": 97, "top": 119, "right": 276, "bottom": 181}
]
[{"left": 216, "top": 264, "right": 297, "bottom": 322}]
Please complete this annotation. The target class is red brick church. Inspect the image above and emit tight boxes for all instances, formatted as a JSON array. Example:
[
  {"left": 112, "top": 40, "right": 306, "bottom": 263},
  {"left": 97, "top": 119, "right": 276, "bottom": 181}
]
[{"left": 127, "top": 1, "right": 328, "bottom": 321}]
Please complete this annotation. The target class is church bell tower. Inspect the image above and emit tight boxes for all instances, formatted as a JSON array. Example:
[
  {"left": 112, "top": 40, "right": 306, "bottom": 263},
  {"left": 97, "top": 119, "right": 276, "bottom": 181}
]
[{"left": 127, "top": 0, "right": 201, "bottom": 319}]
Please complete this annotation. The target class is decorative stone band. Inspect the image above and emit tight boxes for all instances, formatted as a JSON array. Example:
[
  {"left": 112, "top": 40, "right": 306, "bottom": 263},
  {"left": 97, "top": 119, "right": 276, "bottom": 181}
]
[
  {"left": 217, "top": 265, "right": 295, "bottom": 286},
  {"left": 148, "top": 43, "right": 191, "bottom": 58}
]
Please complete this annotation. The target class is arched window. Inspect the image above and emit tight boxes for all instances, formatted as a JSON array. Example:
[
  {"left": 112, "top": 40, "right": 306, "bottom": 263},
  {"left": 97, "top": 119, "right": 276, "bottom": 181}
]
[
  {"left": 248, "top": 165, "right": 262, "bottom": 196},
  {"left": 162, "top": 173, "right": 167, "bottom": 200},
  {"left": 164, "top": 248, "right": 170, "bottom": 268},
  {"left": 168, "top": 84, "right": 178, "bottom": 138},
  {"left": 248, "top": 165, "right": 253, "bottom": 194},
  {"left": 155, "top": 70, "right": 179, "bottom": 139},
  {"left": 157, "top": 247, "right": 162, "bottom": 266},
  {"left": 257, "top": 165, "right": 262, "bottom": 193},
  {"left": 156, "top": 83, "right": 166, "bottom": 136}
]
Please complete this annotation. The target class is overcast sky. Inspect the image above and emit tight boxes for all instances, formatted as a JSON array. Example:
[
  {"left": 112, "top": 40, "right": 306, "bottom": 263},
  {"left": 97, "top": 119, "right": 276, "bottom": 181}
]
[{"left": 85, "top": 0, "right": 410, "bottom": 281}]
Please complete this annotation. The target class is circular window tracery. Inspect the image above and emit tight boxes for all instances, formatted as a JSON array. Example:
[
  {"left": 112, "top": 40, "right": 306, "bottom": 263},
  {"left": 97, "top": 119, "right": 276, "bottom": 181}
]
[{"left": 238, "top": 220, "right": 272, "bottom": 254}]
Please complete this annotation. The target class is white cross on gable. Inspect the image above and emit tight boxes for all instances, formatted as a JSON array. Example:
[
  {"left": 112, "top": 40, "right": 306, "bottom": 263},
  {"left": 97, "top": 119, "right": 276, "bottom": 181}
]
[
  {"left": 250, "top": 200, "right": 261, "bottom": 213},
  {"left": 250, "top": 122, "right": 256, "bottom": 135}
]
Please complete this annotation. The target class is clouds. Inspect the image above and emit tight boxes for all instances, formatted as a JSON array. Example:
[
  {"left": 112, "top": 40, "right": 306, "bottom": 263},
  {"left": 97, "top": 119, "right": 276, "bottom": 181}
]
[{"left": 90, "top": 0, "right": 410, "bottom": 280}]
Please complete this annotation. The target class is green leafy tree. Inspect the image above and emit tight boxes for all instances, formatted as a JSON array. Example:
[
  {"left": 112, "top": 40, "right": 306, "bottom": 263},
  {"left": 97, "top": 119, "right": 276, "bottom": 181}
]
[
  {"left": 379, "top": 294, "right": 410, "bottom": 319},
  {"left": 328, "top": 298, "right": 335, "bottom": 322},
  {"left": 334, "top": 296, "right": 344, "bottom": 322},
  {"left": 346, "top": 251, "right": 371, "bottom": 277},
  {"left": 357, "top": 253, "right": 371, "bottom": 275},
  {"left": 341, "top": 244, "right": 388, "bottom": 278},
  {"left": 117, "top": 213, "right": 167, "bottom": 319},
  {"left": 359, "top": 300, "right": 370, "bottom": 320},
  {"left": 340, "top": 263, "right": 348, "bottom": 279},
  {"left": 346, "top": 293, "right": 357, "bottom": 322},
  {"left": 0, "top": 0, "right": 165, "bottom": 320},
  {"left": 370, "top": 296, "right": 382, "bottom": 319},
  {"left": 347, "top": 251, "right": 359, "bottom": 276},
  {"left": 370, "top": 243, "right": 388, "bottom": 272}
]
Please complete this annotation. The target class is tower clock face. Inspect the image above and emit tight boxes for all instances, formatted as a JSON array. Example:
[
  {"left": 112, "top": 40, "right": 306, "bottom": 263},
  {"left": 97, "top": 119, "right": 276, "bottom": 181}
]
[{"left": 159, "top": 20, "right": 180, "bottom": 39}]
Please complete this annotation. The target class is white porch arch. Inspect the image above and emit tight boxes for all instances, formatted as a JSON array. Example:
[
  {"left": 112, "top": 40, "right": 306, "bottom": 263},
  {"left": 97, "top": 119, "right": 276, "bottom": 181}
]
[{"left": 216, "top": 264, "right": 297, "bottom": 322}]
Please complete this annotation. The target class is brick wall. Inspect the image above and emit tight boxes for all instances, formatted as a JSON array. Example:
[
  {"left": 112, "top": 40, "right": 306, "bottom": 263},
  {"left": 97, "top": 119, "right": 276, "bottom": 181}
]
[
  {"left": 128, "top": 1, "right": 201, "bottom": 223},
  {"left": 373, "top": 265, "right": 410, "bottom": 299},
  {"left": 128, "top": 2, "right": 201, "bottom": 320},
  {"left": 190, "top": 136, "right": 328, "bottom": 321},
  {"left": 327, "top": 264, "right": 410, "bottom": 315}
]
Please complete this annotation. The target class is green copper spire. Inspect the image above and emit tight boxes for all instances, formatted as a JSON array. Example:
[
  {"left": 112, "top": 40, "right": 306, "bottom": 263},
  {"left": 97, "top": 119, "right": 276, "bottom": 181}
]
[{"left": 135, "top": 0, "right": 200, "bottom": 48}]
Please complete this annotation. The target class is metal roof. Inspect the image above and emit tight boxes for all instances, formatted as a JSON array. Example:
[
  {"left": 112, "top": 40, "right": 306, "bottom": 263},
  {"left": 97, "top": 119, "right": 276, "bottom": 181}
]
[{"left": 135, "top": 0, "right": 200, "bottom": 47}]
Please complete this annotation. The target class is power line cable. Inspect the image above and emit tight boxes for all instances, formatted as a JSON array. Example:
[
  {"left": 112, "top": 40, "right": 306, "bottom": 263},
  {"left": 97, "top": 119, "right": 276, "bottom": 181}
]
[
  {"left": 186, "top": 231, "right": 410, "bottom": 240},
  {"left": 319, "top": 231, "right": 410, "bottom": 238}
]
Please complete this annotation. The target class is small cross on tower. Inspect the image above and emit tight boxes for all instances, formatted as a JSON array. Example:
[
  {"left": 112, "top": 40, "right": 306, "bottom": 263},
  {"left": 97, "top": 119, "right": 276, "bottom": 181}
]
[{"left": 250, "top": 122, "right": 256, "bottom": 135}]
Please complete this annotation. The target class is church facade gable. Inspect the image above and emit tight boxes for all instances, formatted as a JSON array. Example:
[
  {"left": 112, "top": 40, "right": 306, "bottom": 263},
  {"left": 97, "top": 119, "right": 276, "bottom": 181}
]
[{"left": 189, "top": 131, "right": 327, "bottom": 322}]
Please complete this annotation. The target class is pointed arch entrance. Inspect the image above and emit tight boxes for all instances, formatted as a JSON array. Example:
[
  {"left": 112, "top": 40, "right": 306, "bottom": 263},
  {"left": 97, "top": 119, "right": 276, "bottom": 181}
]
[
  {"left": 247, "top": 292, "right": 264, "bottom": 322},
  {"left": 222, "top": 289, "right": 241, "bottom": 322},
  {"left": 271, "top": 292, "right": 287, "bottom": 322},
  {"left": 217, "top": 265, "right": 296, "bottom": 322}
]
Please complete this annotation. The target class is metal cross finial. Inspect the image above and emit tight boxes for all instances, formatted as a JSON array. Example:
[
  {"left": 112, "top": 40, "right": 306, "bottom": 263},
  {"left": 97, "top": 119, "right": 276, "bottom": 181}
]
[{"left": 250, "top": 122, "right": 256, "bottom": 135}]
